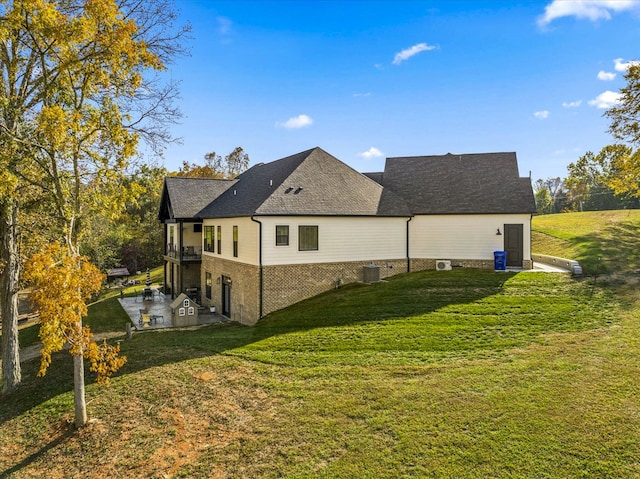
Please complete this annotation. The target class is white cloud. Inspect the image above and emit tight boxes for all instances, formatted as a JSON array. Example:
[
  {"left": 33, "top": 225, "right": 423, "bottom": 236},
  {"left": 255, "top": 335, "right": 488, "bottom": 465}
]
[
  {"left": 359, "top": 147, "right": 384, "bottom": 159},
  {"left": 562, "top": 100, "right": 582, "bottom": 108},
  {"left": 534, "top": 110, "right": 550, "bottom": 119},
  {"left": 588, "top": 90, "right": 622, "bottom": 108},
  {"left": 614, "top": 57, "right": 640, "bottom": 71},
  {"left": 597, "top": 70, "right": 616, "bottom": 80},
  {"left": 538, "top": 0, "right": 640, "bottom": 26},
  {"left": 353, "top": 92, "right": 372, "bottom": 97},
  {"left": 275, "top": 114, "right": 313, "bottom": 129},
  {"left": 217, "top": 16, "right": 232, "bottom": 35},
  {"left": 392, "top": 43, "right": 438, "bottom": 65}
]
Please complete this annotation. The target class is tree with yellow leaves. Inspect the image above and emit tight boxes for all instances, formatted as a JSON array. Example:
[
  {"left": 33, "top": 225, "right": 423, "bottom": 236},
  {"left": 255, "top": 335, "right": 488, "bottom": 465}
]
[
  {"left": 24, "top": 243, "right": 126, "bottom": 427},
  {"left": 0, "top": 0, "right": 188, "bottom": 394}
]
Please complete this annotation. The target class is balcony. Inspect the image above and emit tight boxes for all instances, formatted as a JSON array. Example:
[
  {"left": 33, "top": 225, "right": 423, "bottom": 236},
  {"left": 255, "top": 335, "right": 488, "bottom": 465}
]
[{"left": 165, "top": 244, "right": 202, "bottom": 262}]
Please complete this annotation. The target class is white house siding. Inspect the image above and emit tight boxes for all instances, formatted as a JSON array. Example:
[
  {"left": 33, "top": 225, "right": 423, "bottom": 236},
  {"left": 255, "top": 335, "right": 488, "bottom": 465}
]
[
  {"left": 258, "top": 216, "right": 408, "bottom": 266},
  {"left": 409, "top": 214, "right": 532, "bottom": 262},
  {"left": 201, "top": 217, "right": 259, "bottom": 266}
]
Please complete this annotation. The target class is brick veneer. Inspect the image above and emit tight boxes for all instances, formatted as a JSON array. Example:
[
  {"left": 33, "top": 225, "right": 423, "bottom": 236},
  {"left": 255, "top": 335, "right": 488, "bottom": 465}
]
[
  {"left": 200, "top": 256, "right": 260, "bottom": 326},
  {"left": 410, "top": 258, "right": 533, "bottom": 271},
  {"left": 201, "top": 255, "right": 532, "bottom": 326},
  {"left": 262, "top": 259, "right": 407, "bottom": 317}
]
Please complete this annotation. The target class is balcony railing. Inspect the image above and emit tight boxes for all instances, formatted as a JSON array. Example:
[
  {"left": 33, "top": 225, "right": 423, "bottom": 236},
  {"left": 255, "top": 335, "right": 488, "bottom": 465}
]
[{"left": 165, "top": 244, "right": 202, "bottom": 261}]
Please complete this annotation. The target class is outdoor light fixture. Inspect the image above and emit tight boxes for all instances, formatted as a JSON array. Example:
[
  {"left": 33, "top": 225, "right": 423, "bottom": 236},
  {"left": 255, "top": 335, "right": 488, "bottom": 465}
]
[{"left": 496, "top": 228, "right": 502, "bottom": 235}]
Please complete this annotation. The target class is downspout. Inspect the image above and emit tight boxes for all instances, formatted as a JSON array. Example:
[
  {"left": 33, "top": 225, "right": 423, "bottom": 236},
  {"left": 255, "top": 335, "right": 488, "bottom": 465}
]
[
  {"left": 163, "top": 223, "right": 168, "bottom": 295},
  {"left": 250, "top": 216, "right": 263, "bottom": 319},
  {"left": 179, "top": 219, "right": 184, "bottom": 295},
  {"left": 406, "top": 216, "right": 413, "bottom": 273}
]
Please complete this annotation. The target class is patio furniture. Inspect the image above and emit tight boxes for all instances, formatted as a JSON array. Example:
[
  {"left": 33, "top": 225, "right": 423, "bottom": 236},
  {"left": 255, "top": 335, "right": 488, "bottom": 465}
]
[{"left": 140, "top": 313, "right": 151, "bottom": 328}]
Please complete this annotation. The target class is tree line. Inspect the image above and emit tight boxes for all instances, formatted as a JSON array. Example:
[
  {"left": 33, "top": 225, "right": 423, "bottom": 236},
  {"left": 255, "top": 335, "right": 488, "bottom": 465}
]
[{"left": 534, "top": 64, "right": 640, "bottom": 215}]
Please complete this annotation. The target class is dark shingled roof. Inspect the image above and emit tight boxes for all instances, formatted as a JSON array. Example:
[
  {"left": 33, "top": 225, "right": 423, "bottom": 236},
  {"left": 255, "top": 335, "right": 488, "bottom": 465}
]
[
  {"left": 379, "top": 152, "right": 536, "bottom": 215},
  {"left": 159, "top": 149, "right": 535, "bottom": 221},
  {"left": 158, "top": 176, "right": 236, "bottom": 221},
  {"left": 198, "top": 147, "right": 407, "bottom": 217}
]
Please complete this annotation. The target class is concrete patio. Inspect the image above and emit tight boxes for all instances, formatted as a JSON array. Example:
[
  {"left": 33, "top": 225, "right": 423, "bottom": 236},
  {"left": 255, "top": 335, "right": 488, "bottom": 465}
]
[{"left": 118, "top": 289, "right": 230, "bottom": 331}]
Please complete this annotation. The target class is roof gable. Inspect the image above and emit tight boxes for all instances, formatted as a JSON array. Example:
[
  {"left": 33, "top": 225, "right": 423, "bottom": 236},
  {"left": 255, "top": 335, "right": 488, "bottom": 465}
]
[
  {"left": 380, "top": 152, "right": 536, "bottom": 215},
  {"left": 158, "top": 176, "right": 235, "bottom": 221},
  {"left": 198, "top": 147, "right": 402, "bottom": 217}
]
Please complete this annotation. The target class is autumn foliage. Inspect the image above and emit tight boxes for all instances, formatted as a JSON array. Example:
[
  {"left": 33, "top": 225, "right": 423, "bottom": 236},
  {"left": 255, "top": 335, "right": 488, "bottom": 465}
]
[{"left": 24, "top": 243, "right": 126, "bottom": 384}]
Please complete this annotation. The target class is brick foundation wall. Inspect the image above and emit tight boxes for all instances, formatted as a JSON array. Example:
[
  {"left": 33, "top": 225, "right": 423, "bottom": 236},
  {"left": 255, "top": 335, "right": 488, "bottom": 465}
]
[
  {"left": 200, "top": 255, "right": 533, "bottom": 326},
  {"left": 201, "top": 256, "right": 260, "bottom": 325},
  {"left": 410, "top": 258, "right": 533, "bottom": 271},
  {"left": 262, "top": 258, "right": 408, "bottom": 317}
]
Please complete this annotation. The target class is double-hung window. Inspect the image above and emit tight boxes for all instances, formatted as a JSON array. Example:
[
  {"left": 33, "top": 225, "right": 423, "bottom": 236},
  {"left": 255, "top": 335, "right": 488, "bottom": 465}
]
[
  {"left": 298, "top": 225, "right": 318, "bottom": 251},
  {"left": 233, "top": 226, "right": 238, "bottom": 257},
  {"left": 276, "top": 225, "right": 289, "bottom": 246},
  {"left": 217, "top": 226, "right": 222, "bottom": 254},
  {"left": 204, "top": 226, "right": 215, "bottom": 253}
]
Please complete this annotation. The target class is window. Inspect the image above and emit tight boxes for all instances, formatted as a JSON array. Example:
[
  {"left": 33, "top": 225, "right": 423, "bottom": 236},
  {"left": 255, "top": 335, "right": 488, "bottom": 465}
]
[
  {"left": 276, "top": 225, "right": 289, "bottom": 246},
  {"left": 194, "top": 223, "right": 202, "bottom": 233},
  {"left": 217, "top": 225, "right": 222, "bottom": 254},
  {"left": 204, "top": 226, "right": 215, "bottom": 253},
  {"left": 299, "top": 225, "right": 318, "bottom": 251},
  {"left": 205, "top": 272, "right": 212, "bottom": 300},
  {"left": 233, "top": 226, "right": 238, "bottom": 257}
]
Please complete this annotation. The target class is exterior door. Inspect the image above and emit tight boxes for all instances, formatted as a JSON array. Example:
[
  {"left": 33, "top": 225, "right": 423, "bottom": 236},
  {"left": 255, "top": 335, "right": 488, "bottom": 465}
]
[
  {"left": 504, "top": 224, "right": 523, "bottom": 267},
  {"left": 221, "top": 276, "right": 231, "bottom": 317}
]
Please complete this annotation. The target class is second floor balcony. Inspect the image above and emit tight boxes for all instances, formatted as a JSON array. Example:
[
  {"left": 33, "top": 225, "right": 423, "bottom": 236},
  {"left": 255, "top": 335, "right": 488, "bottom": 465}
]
[{"left": 165, "top": 244, "right": 202, "bottom": 262}]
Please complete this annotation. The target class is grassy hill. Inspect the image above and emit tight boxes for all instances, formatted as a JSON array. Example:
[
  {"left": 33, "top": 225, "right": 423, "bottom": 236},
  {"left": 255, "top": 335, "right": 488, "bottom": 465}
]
[
  {"left": 2, "top": 215, "right": 640, "bottom": 477},
  {"left": 532, "top": 209, "right": 640, "bottom": 275}
]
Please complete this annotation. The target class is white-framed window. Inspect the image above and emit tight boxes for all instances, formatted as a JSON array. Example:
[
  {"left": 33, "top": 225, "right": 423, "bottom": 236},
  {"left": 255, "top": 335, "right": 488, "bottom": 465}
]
[
  {"left": 276, "top": 225, "right": 289, "bottom": 246},
  {"left": 299, "top": 225, "right": 318, "bottom": 251}
]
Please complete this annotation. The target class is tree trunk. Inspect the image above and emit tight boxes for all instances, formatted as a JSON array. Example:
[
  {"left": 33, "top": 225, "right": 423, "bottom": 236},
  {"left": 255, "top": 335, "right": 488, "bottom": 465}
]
[
  {"left": 1, "top": 200, "right": 21, "bottom": 394},
  {"left": 73, "top": 352, "right": 87, "bottom": 427}
]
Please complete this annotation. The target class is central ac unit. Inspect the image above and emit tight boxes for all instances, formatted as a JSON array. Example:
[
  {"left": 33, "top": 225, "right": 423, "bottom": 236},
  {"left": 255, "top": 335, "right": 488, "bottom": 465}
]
[{"left": 436, "top": 260, "right": 452, "bottom": 271}]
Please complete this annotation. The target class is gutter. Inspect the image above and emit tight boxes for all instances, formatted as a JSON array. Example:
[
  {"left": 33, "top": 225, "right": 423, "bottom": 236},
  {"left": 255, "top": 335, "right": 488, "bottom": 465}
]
[{"left": 250, "top": 216, "right": 264, "bottom": 319}]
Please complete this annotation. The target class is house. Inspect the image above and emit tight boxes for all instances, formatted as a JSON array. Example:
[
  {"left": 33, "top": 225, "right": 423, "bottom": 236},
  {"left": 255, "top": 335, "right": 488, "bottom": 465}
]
[{"left": 158, "top": 147, "right": 536, "bottom": 325}]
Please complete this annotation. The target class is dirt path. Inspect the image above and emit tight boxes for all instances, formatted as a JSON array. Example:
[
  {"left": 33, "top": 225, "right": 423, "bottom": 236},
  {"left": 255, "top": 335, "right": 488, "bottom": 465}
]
[{"left": 19, "top": 332, "right": 127, "bottom": 363}]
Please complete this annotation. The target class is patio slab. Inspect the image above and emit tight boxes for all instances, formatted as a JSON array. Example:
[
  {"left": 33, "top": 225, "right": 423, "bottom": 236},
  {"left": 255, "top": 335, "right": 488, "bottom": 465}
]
[{"left": 118, "top": 290, "right": 229, "bottom": 331}]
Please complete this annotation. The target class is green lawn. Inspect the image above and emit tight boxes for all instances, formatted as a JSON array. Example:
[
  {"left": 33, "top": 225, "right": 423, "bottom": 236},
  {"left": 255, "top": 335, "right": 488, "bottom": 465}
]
[
  {"left": 2, "top": 264, "right": 639, "bottom": 478},
  {"left": 532, "top": 209, "right": 640, "bottom": 275}
]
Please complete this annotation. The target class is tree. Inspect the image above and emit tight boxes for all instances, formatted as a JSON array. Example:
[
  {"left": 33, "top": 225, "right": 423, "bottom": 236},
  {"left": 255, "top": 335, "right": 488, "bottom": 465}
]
[
  {"left": 174, "top": 147, "right": 250, "bottom": 178},
  {"left": 534, "top": 184, "right": 553, "bottom": 214},
  {"left": 533, "top": 177, "right": 566, "bottom": 213},
  {"left": 598, "top": 63, "right": 640, "bottom": 198},
  {"left": 606, "top": 64, "right": 640, "bottom": 146},
  {"left": 177, "top": 152, "right": 224, "bottom": 178},
  {"left": 24, "top": 243, "right": 126, "bottom": 427},
  {"left": 0, "top": 0, "right": 187, "bottom": 394},
  {"left": 80, "top": 164, "right": 167, "bottom": 273},
  {"left": 565, "top": 146, "right": 640, "bottom": 210},
  {"left": 225, "top": 146, "right": 250, "bottom": 178}
]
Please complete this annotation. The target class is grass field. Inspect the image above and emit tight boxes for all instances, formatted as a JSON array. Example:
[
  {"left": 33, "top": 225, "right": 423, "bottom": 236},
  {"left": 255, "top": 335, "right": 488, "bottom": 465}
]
[
  {"left": 532, "top": 209, "right": 640, "bottom": 275},
  {"left": 1, "top": 211, "right": 639, "bottom": 478}
]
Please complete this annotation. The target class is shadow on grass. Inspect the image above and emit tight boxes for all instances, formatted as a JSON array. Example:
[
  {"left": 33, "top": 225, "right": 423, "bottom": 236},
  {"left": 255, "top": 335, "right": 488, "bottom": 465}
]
[
  {"left": 1, "top": 269, "right": 517, "bottom": 424},
  {"left": 0, "top": 420, "right": 74, "bottom": 478},
  {"left": 568, "top": 220, "right": 640, "bottom": 275}
]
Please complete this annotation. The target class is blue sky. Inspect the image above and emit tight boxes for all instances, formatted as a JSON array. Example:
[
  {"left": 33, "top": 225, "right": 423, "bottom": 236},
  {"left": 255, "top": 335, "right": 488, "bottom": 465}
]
[{"left": 158, "top": 0, "right": 640, "bottom": 180}]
